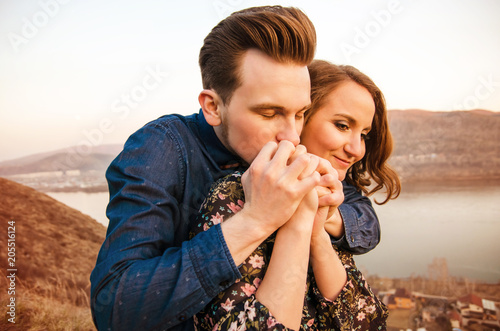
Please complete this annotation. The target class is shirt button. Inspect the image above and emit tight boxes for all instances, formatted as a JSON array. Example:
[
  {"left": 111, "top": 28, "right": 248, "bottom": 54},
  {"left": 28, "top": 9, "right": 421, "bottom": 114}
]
[
  {"left": 178, "top": 313, "right": 187, "bottom": 321},
  {"left": 350, "top": 236, "right": 354, "bottom": 242}
]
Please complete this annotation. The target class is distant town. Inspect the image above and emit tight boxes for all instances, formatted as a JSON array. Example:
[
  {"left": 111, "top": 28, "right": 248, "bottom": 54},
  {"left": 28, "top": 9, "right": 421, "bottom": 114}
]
[
  {"left": 5, "top": 169, "right": 108, "bottom": 193},
  {"left": 377, "top": 285, "right": 499, "bottom": 330}
]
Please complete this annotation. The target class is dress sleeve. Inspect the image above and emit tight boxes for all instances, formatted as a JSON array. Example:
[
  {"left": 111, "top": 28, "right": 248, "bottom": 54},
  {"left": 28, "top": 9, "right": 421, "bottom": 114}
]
[
  {"left": 310, "top": 248, "right": 389, "bottom": 330},
  {"left": 191, "top": 173, "right": 292, "bottom": 331}
]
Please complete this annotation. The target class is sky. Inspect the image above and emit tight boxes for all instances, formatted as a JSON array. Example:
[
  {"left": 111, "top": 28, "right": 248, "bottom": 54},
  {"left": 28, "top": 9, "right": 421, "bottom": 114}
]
[{"left": 1, "top": 0, "right": 499, "bottom": 162}]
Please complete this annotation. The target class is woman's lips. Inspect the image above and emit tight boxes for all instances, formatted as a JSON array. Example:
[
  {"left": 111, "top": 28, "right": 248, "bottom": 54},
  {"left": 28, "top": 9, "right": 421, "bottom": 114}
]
[{"left": 333, "top": 156, "right": 351, "bottom": 168}]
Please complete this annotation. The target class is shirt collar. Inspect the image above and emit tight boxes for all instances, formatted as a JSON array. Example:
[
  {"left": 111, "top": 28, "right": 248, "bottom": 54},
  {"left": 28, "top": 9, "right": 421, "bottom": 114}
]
[{"left": 197, "top": 109, "right": 245, "bottom": 170}]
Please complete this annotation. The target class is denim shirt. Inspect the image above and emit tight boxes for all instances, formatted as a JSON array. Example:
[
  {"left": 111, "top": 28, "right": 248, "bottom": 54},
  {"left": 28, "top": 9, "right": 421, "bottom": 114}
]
[{"left": 90, "top": 110, "right": 380, "bottom": 331}]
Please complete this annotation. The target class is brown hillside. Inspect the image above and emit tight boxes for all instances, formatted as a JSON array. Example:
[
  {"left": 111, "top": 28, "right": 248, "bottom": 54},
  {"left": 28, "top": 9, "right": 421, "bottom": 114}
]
[
  {"left": 387, "top": 109, "right": 500, "bottom": 182},
  {"left": 0, "top": 177, "right": 106, "bottom": 329}
]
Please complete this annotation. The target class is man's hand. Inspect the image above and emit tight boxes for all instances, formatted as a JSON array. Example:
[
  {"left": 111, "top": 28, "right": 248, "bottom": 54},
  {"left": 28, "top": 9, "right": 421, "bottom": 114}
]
[{"left": 239, "top": 141, "right": 321, "bottom": 234}]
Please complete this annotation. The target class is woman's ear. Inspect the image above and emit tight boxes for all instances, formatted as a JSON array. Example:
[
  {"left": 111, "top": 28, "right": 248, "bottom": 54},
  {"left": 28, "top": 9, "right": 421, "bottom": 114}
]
[{"left": 199, "top": 89, "right": 222, "bottom": 127}]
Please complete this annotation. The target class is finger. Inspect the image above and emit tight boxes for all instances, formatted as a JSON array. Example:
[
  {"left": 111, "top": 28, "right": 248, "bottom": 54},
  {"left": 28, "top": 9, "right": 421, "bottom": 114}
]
[
  {"left": 318, "top": 173, "right": 338, "bottom": 189},
  {"left": 315, "top": 185, "right": 331, "bottom": 199},
  {"left": 269, "top": 140, "right": 297, "bottom": 168},
  {"left": 294, "top": 170, "right": 321, "bottom": 198},
  {"left": 318, "top": 187, "right": 344, "bottom": 208},
  {"left": 315, "top": 157, "right": 336, "bottom": 176},
  {"left": 285, "top": 153, "right": 312, "bottom": 181},
  {"left": 299, "top": 154, "right": 319, "bottom": 180},
  {"left": 255, "top": 141, "right": 279, "bottom": 161},
  {"left": 287, "top": 144, "right": 307, "bottom": 166}
]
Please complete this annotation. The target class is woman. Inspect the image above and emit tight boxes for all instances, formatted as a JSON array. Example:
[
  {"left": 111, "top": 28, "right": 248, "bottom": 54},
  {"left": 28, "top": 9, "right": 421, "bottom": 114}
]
[{"left": 190, "top": 60, "right": 401, "bottom": 330}]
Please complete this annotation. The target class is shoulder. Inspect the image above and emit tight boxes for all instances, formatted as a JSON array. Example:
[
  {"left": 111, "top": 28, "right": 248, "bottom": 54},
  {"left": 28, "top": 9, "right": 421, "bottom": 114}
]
[{"left": 124, "top": 113, "right": 200, "bottom": 150}]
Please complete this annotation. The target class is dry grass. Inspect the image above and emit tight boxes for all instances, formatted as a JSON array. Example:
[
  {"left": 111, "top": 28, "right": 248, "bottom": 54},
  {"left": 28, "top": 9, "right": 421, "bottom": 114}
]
[{"left": 0, "top": 177, "right": 106, "bottom": 330}]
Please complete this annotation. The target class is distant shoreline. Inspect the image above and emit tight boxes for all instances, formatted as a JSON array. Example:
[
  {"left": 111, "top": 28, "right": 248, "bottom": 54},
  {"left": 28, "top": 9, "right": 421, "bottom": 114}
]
[{"left": 36, "top": 176, "right": 500, "bottom": 194}]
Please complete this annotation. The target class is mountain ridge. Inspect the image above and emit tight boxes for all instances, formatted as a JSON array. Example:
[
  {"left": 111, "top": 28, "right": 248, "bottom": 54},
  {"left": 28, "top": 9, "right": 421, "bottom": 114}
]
[{"left": 1, "top": 109, "right": 499, "bottom": 185}]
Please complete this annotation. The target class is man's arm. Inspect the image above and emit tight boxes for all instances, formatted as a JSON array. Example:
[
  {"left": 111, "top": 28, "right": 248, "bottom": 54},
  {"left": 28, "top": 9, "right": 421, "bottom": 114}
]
[
  {"left": 328, "top": 182, "right": 380, "bottom": 254},
  {"left": 90, "top": 122, "right": 241, "bottom": 330}
]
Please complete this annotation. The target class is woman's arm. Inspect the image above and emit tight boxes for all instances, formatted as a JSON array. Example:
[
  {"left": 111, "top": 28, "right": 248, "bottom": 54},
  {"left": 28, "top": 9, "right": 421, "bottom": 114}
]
[
  {"left": 310, "top": 207, "right": 347, "bottom": 301},
  {"left": 254, "top": 190, "right": 316, "bottom": 330}
]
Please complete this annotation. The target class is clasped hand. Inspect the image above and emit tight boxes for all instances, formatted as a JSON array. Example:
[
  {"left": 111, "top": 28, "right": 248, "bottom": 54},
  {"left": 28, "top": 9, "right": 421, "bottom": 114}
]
[{"left": 241, "top": 141, "right": 343, "bottom": 235}]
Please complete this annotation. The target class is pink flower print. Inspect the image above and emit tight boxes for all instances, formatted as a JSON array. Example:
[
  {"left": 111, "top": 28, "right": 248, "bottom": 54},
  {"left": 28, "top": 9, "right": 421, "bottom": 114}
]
[
  {"left": 221, "top": 298, "right": 235, "bottom": 312},
  {"left": 248, "top": 254, "right": 265, "bottom": 269},
  {"left": 365, "top": 305, "right": 376, "bottom": 314},
  {"left": 244, "top": 300, "right": 256, "bottom": 321},
  {"left": 307, "top": 318, "right": 314, "bottom": 327},
  {"left": 357, "top": 311, "right": 366, "bottom": 321},
  {"left": 267, "top": 317, "right": 277, "bottom": 328},
  {"left": 238, "top": 310, "right": 247, "bottom": 324},
  {"left": 218, "top": 193, "right": 226, "bottom": 200},
  {"left": 358, "top": 298, "right": 367, "bottom": 309},
  {"left": 211, "top": 212, "right": 224, "bottom": 225},
  {"left": 228, "top": 321, "right": 238, "bottom": 331},
  {"left": 253, "top": 278, "right": 261, "bottom": 288},
  {"left": 227, "top": 200, "right": 244, "bottom": 213},
  {"left": 241, "top": 283, "right": 256, "bottom": 296},
  {"left": 203, "top": 223, "right": 210, "bottom": 231}
]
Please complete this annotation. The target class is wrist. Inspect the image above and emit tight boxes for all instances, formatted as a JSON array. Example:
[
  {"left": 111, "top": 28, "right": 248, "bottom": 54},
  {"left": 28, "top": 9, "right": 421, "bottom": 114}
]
[
  {"left": 324, "top": 209, "right": 344, "bottom": 238},
  {"left": 311, "top": 228, "right": 330, "bottom": 246}
]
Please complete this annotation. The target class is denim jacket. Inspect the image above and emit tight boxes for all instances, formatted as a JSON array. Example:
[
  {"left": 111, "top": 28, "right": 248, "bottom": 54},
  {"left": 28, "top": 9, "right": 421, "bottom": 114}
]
[{"left": 90, "top": 110, "right": 380, "bottom": 331}]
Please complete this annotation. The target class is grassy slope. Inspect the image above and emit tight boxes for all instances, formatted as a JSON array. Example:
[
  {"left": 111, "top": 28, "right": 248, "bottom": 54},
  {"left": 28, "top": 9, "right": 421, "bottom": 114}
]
[{"left": 0, "top": 177, "right": 106, "bottom": 330}]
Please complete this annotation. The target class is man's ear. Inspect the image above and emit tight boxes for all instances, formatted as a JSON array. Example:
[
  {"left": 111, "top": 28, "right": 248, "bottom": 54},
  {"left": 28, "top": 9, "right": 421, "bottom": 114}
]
[{"left": 199, "top": 89, "right": 222, "bottom": 127}]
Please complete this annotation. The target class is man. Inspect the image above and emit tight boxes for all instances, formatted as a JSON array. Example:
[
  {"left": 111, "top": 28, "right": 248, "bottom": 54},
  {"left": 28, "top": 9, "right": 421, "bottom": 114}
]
[{"left": 90, "top": 6, "right": 380, "bottom": 330}]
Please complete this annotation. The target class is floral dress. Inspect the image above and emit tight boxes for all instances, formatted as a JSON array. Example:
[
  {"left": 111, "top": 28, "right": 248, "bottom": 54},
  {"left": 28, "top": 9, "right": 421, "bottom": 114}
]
[{"left": 190, "top": 172, "right": 388, "bottom": 331}]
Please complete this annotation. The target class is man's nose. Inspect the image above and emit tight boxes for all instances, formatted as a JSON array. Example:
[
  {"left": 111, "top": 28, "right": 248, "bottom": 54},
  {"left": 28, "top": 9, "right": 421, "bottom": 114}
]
[{"left": 276, "top": 118, "right": 300, "bottom": 146}]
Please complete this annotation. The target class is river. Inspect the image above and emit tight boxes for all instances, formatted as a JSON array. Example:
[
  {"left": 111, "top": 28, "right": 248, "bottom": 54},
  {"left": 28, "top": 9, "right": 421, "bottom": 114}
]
[{"left": 47, "top": 180, "right": 500, "bottom": 283}]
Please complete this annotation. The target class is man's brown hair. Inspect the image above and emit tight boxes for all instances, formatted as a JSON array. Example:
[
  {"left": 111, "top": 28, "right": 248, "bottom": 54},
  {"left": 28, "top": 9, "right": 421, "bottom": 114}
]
[{"left": 199, "top": 6, "right": 316, "bottom": 104}]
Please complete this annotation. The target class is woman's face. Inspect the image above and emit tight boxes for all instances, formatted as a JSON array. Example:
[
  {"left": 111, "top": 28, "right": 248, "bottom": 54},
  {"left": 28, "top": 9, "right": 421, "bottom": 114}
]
[{"left": 301, "top": 81, "right": 375, "bottom": 181}]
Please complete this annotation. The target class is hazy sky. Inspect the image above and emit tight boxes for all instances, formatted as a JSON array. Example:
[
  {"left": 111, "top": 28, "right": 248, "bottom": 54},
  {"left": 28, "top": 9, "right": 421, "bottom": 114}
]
[{"left": 1, "top": 0, "right": 499, "bottom": 162}]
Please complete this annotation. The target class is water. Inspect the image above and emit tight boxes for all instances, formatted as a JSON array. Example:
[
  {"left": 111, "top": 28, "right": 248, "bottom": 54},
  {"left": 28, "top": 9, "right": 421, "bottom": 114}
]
[
  {"left": 355, "top": 180, "right": 500, "bottom": 283},
  {"left": 46, "top": 181, "right": 500, "bottom": 283},
  {"left": 47, "top": 191, "right": 109, "bottom": 227}
]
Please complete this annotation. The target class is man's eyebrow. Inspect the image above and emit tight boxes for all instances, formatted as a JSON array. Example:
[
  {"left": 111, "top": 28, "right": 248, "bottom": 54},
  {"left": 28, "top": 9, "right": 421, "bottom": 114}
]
[
  {"left": 250, "top": 103, "right": 312, "bottom": 113},
  {"left": 250, "top": 104, "right": 284, "bottom": 111}
]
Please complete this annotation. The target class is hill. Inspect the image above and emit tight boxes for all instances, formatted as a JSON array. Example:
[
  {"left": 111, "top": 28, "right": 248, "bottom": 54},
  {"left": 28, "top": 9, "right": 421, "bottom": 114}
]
[
  {"left": 0, "top": 144, "right": 122, "bottom": 176},
  {"left": 0, "top": 177, "right": 106, "bottom": 329},
  {"left": 0, "top": 144, "right": 123, "bottom": 192},
  {"left": 388, "top": 109, "right": 500, "bottom": 182}
]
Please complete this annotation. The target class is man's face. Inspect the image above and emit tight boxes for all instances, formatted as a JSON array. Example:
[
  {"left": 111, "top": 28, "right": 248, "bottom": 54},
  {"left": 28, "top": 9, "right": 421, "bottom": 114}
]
[{"left": 214, "top": 49, "right": 311, "bottom": 164}]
